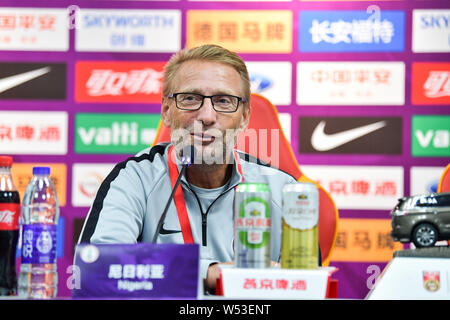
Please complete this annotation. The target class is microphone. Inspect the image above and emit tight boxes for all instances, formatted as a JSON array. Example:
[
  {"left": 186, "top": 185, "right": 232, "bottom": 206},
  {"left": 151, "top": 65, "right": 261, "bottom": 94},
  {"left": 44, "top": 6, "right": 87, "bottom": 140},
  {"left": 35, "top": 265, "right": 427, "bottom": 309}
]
[
  {"left": 152, "top": 145, "right": 196, "bottom": 243},
  {"left": 180, "top": 144, "right": 196, "bottom": 166}
]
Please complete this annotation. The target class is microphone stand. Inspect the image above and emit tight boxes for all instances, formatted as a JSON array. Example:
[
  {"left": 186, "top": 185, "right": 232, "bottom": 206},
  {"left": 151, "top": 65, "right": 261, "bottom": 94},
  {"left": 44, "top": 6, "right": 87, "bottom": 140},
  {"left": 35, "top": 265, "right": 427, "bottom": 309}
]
[{"left": 152, "top": 146, "right": 194, "bottom": 243}]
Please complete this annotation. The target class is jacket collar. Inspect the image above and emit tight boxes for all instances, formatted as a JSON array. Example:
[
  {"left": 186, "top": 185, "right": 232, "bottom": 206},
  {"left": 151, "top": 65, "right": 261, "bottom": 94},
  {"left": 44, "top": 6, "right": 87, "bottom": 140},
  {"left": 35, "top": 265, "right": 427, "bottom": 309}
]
[{"left": 167, "top": 144, "right": 243, "bottom": 188}]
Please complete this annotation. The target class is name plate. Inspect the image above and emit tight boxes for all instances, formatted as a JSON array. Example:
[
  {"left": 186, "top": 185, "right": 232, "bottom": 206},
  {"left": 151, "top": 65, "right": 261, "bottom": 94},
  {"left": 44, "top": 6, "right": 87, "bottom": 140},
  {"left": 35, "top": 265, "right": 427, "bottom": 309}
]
[
  {"left": 217, "top": 266, "right": 337, "bottom": 299},
  {"left": 73, "top": 243, "right": 200, "bottom": 298},
  {"left": 367, "top": 257, "right": 450, "bottom": 300}
]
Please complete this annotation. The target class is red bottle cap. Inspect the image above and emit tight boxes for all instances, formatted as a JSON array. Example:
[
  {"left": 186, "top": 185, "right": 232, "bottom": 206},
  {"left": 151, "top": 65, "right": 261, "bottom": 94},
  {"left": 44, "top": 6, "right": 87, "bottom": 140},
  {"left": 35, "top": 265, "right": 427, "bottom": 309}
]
[{"left": 0, "top": 156, "right": 13, "bottom": 167}]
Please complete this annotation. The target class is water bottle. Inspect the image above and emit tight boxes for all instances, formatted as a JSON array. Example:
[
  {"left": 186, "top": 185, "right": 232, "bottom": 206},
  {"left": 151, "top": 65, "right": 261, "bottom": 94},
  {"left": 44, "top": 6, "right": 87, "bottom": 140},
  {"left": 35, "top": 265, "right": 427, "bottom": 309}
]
[
  {"left": 18, "top": 167, "right": 59, "bottom": 299},
  {"left": 0, "top": 156, "right": 20, "bottom": 296}
]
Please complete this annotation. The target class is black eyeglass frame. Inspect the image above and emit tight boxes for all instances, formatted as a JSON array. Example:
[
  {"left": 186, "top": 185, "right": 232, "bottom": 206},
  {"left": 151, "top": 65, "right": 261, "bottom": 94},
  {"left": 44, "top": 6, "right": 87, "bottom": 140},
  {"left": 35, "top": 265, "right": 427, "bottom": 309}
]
[{"left": 167, "top": 92, "right": 246, "bottom": 113}]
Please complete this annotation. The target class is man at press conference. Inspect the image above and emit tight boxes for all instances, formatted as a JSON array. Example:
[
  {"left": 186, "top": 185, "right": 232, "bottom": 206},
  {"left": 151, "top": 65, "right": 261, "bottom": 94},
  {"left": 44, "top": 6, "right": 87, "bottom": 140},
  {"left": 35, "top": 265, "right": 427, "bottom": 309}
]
[{"left": 78, "top": 44, "right": 316, "bottom": 293}]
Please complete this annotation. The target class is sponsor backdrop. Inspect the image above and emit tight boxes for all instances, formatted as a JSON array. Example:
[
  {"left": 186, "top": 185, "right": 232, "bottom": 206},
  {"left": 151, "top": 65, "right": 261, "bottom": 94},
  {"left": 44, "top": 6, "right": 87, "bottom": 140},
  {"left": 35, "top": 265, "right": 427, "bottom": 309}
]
[{"left": 0, "top": 0, "right": 448, "bottom": 299}]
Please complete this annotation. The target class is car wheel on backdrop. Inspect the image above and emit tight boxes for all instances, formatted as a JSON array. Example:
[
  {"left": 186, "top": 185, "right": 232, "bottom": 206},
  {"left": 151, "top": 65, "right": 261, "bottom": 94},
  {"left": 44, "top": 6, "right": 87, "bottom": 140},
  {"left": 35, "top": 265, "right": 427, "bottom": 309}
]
[{"left": 412, "top": 223, "right": 438, "bottom": 248}]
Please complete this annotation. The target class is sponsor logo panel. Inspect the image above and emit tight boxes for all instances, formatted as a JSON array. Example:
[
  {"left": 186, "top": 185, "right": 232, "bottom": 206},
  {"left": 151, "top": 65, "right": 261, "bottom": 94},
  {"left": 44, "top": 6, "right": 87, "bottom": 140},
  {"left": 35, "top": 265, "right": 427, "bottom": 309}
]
[
  {"left": 412, "top": 9, "right": 450, "bottom": 53},
  {"left": 301, "top": 0, "right": 403, "bottom": 1},
  {"left": 75, "top": 9, "right": 181, "bottom": 52},
  {"left": 246, "top": 62, "right": 291, "bottom": 105},
  {"left": 300, "top": 165, "right": 404, "bottom": 210},
  {"left": 412, "top": 115, "right": 450, "bottom": 157},
  {"left": 72, "top": 163, "right": 116, "bottom": 207},
  {"left": 74, "top": 113, "right": 161, "bottom": 154},
  {"left": 0, "top": 62, "right": 66, "bottom": 100},
  {"left": 299, "top": 10, "right": 405, "bottom": 52},
  {"left": 412, "top": 62, "right": 450, "bottom": 105},
  {"left": 331, "top": 218, "right": 403, "bottom": 262},
  {"left": 0, "top": 111, "right": 68, "bottom": 155},
  {"left": 186, "top": 10, "right": 292, "bottom": 53},
  {"left": 0, "top": 7, "right": 69, "bottom": 51},
  {"left": 410, "top": 166, "right": 445, "bottom": 195},
  {"left": 299, "top": 117, "right": 402, "bottom": 154},
  {"left": 11, "top": 163, "right": 67, "bottom": 207},
  {"left": 190, "top": 0, "right": 289, "bottom": 1},
  {"left": 75, "top": 61, "right": 164, "bottom": 103},
  {"left": 297, "top": 62, "right": 405, "bottom": 105}
]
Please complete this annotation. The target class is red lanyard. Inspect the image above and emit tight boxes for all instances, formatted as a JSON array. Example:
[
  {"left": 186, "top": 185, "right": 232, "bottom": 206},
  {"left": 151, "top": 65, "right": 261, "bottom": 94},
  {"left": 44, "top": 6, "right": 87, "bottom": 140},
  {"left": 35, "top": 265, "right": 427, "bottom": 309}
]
[{"left": 167, "top": 145, "right": 243, "bottom": 244}]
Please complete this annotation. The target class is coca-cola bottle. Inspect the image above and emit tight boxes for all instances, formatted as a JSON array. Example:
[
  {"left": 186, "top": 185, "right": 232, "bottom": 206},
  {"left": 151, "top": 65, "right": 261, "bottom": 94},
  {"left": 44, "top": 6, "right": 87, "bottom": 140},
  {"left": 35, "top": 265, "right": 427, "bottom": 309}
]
[{"left": 0, "top": 156, "right": 20, "bottom": 296}]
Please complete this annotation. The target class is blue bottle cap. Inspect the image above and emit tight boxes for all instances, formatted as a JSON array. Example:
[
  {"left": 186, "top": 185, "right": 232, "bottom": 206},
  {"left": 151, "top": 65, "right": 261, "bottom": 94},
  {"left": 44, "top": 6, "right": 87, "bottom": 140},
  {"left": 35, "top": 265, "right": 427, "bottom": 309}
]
[{"left": 33, "top": 166, "right": 50, "bottom": 175}]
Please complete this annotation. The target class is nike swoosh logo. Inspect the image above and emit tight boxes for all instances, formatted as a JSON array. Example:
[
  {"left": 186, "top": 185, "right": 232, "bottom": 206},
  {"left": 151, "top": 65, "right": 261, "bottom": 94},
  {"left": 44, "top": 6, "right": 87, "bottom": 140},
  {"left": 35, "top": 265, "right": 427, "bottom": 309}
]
[
  {"left": 311, "top": 120, "right": 387, "bottom": 151},
  {"left": 159, "top": 224, "right": 182, "bottom": 235},
  {"left": 0, "top": 67, "right": 51, "bottom": 94}
]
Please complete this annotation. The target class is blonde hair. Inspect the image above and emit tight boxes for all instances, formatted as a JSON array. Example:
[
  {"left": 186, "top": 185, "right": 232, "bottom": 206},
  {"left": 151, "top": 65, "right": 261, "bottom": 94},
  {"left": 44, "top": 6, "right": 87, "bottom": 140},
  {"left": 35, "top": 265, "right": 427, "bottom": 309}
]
[{"left": 163, "top": 44, "right": 251, "bottom": 105}]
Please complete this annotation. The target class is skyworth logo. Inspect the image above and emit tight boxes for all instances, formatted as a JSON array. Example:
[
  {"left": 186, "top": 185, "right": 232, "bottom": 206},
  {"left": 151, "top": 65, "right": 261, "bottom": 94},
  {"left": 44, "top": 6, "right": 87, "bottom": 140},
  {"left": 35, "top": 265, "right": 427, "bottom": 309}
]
[
  {"left": 299, "top": 10, "right": 405, "bottom": 52},
  {"left": 412, "top": 9, "right": 450, "bottom": 53}
]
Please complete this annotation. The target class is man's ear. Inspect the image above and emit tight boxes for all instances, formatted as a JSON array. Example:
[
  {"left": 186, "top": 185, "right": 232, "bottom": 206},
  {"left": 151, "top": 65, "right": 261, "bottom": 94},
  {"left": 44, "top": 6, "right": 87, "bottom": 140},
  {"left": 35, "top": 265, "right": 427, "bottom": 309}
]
[{"left": 161, "top": 97, "right": 172, "bottom": 127}]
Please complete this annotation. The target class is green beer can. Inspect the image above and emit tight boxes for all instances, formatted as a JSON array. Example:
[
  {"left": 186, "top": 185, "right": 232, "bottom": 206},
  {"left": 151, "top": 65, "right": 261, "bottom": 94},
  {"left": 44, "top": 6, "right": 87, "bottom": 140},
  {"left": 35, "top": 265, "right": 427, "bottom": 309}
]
[
  {"left": 234, "top": 183, "right": 271, "bottom": 268},
  {"left": 281, "top": 182, "right": 319, "bottom": 269}
]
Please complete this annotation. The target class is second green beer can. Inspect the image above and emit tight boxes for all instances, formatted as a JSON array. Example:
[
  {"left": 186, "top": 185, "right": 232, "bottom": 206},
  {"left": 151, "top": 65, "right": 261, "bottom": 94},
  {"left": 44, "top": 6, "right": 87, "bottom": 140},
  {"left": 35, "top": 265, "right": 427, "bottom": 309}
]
[{"left": 234, "top": 183, "right": 271, "bottom": 268}]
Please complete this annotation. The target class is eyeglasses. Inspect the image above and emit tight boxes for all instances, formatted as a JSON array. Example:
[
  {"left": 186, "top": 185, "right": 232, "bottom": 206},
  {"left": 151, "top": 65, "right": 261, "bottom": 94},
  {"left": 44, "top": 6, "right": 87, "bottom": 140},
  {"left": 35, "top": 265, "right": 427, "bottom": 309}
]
[{"left": 168, "top": 92, "right": 246, "bottom": 113}]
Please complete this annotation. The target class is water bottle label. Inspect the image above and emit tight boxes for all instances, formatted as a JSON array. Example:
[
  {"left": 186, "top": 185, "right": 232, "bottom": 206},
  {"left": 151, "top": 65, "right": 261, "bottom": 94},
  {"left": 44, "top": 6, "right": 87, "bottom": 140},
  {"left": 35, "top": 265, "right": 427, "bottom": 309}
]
[
  {"left": 0, "top": 203, "right": 20, "bottom": 230},
  {"left": 21, "top": 224, "right": 57, "bottom": 264}
]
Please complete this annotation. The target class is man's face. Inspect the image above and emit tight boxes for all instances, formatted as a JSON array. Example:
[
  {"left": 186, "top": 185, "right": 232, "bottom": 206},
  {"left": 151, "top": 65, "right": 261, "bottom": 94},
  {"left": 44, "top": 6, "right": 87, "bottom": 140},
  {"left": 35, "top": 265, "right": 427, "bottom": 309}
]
[{"left": 161, "top": 60, "right": 250, "bottom": 165}]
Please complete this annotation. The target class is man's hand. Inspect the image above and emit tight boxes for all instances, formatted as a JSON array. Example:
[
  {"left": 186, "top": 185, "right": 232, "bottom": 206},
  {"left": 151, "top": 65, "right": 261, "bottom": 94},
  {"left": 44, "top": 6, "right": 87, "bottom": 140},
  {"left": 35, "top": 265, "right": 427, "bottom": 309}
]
[
  {"left": 205, "top": 260, "right": 280, "bottom": 293},
  {"left": 205, "top": 261, "right": 233, "bottom": 293}
]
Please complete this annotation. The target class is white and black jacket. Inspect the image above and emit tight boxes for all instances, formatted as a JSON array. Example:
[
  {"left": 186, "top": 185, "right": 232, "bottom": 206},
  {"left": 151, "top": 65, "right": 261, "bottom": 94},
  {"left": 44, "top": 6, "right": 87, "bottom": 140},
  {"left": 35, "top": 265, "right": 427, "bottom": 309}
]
[{"left": 78, "top": 143, "right": 301, "bottom": 279}]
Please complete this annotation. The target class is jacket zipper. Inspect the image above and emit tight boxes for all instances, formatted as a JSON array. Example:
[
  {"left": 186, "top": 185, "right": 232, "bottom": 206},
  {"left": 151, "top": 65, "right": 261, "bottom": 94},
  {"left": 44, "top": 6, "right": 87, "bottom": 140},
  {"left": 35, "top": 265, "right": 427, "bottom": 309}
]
[{"left": 181, "top": 180, "right": 240, "bottom": 247}]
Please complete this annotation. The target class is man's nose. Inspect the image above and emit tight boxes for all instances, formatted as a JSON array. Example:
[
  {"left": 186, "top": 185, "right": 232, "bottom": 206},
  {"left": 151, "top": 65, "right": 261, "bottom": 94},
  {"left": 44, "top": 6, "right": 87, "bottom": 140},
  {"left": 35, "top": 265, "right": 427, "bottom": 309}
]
[{"left": 196, "top": 98, "right": 217, "bottom": 125}]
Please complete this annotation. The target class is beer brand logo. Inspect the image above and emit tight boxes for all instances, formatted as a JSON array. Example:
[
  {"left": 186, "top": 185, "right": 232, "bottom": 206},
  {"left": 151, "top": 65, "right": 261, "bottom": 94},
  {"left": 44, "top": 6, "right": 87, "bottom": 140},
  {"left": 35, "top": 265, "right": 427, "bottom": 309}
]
[
  {"left": 298, "top": 194, "right": 307, "bottom": 200},
  {"left": 237, "top": 197, "right": 270, "bottom": 249},
  {"left": 423, "top": 271, "right": 440, "bottom": 292}
]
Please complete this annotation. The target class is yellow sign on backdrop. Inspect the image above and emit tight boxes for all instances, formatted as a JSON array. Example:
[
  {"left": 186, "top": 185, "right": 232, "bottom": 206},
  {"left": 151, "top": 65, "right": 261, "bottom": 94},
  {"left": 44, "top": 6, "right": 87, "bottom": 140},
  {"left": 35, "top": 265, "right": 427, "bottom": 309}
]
[
  {"left": 186, "top": 10, "right": 292, "bottom": 53},
  {"left": 330, "top": 218, "right": 403, "bottom": 262},
  {"left": 11, "top": 163, "right": 67, "bottom": 207}
]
